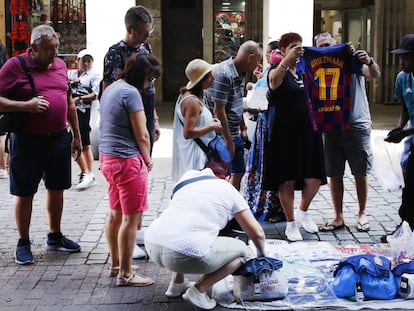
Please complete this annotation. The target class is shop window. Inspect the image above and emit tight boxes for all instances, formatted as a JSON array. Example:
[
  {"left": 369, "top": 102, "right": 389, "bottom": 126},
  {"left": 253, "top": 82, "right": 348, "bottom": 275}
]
[
  {"left": 213, "top": 0, "right": 245, "bottom": 63},
  {"left": 50, "top": 0, "right": 86, "bottom": 69}
]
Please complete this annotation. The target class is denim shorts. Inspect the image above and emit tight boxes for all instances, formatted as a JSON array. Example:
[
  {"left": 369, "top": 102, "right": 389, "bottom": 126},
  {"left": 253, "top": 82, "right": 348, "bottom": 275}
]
[
  {"left": 99, "top": 154, "right": 148, "bottom": 214},
  {"left": 230, "top": 135, "right": 246, "bottom": 175},
  {"left": 145, "top": 236, "right": 251, "bottom": 275},
  {"left": 9, "top": 128, "right": 72, "bottom": 196},
  {"left": 324, "top": 128, "right": 373, "bottom": 177}
]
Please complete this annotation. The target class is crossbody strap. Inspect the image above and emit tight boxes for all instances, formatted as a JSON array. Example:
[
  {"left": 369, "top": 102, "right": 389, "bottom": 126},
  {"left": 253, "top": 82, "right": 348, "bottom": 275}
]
[
  {"left": 178, "top": 118, "right": 210, "bottom": 154},
  {"left": 171, "top": 175, "right": 217, "bottom": 198},
  {"left": 17, "top": 55, "right": 37, "bottom": 97}
]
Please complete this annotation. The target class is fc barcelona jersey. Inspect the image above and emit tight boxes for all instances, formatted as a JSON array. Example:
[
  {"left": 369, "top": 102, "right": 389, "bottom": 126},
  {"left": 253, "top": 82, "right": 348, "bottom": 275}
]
[{"left": 297, "top": 44, "right": 362, "bottom": 132}]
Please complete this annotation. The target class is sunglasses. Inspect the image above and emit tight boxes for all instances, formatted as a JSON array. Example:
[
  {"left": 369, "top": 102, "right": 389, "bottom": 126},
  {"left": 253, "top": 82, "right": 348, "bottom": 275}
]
[
  {"left": 314, "top": 31, "right": 333, "bottom": 41},
  {"left": 132, "top": 26, "right": 154, "bottom": 37}
]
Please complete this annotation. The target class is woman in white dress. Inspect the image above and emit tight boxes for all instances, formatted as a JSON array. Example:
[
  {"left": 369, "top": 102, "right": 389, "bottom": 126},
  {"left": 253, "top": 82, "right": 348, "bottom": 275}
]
[{"left": 172, "top": 59, "right": 223, "bottom": 181}]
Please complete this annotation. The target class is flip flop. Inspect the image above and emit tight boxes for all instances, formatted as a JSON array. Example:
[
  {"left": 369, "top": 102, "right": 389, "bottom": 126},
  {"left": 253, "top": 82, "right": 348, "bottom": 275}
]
[
  {"left": 319, "top": 223, "right": 345, "bottom": 232},
  {"left": 357, "top": 221, "right": 370, "bottom": 232}
]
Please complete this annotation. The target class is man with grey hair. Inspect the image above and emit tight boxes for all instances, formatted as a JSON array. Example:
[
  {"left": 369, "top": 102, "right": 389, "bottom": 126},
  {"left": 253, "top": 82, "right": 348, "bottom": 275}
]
[
  {"left": 204, "top": 40, "right": 263, "bottom": 191},
  {"left": 0, "top": 24, "right": 82, "bottom": 265},
  {"left": 103, "top": 5, "right": 160, "bottom": 155}
]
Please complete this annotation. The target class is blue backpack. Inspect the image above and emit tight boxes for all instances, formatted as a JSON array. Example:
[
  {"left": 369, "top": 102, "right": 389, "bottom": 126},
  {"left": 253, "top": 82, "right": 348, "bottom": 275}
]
[{"left": 330, "top": 254, "right": 397, "bottom": 300}]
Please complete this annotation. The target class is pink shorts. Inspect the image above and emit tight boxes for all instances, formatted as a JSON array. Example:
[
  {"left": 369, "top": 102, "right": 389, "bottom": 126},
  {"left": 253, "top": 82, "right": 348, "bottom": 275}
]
[{"left": 99, "top": 154, "right": 148, "bottom": 215}]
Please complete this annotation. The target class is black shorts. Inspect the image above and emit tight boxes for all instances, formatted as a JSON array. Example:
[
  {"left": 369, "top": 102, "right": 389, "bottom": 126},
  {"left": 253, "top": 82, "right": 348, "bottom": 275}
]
[{"left": 9, "top": 128, "right": 72, "bottom": 196}]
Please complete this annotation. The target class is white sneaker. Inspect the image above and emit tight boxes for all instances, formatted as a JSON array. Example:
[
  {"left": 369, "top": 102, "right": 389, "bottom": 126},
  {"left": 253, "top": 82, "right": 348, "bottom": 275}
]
[
  {"left": 132, "top": 245, "right": 147, "bottom": 259},
  {"left": 182, "top": 285, "right": 217, "bottom": 310},
  {"left": 296, "top": 210, "right": 319, "bottom": 233},
  {"left": 165, "top": 278, "right": 194, "bottom": 298},
  {"left": 75, "top": 172, "right": 97, "bottom": 190},
  {"left": 0, "top": 169, "right": 7, "bottom": 179},
  {"left": 285, "top": 221, "right": 303, "bottom": 242}
]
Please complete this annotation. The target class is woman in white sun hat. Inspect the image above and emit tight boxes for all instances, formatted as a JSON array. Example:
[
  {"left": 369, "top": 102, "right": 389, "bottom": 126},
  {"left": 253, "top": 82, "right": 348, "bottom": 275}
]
[{"left": 171, "top": 59, "right": 224, "bottom": 181}]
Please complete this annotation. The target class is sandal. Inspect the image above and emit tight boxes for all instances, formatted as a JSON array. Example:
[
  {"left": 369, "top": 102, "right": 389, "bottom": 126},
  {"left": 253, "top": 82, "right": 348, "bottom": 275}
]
[
  {"left": 116, "top": 271, "right": 154, "bottom": 287},
  {"left": 109, "top": 264, "right": 139, "bottom": 277},
  {"left": 357, "top": 221, "right": 370, "bottom": 232},
  {"left": 357, "top": 215, "right": 370, "bottom": 232},
  {"left": 319, "top": 222, "right": 345, "bottom": 232}
]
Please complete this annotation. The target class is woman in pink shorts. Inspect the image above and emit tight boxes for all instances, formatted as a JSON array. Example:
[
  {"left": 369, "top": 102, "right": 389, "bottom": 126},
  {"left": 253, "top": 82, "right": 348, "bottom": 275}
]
[{"left": 99, "top": 52, "right": 161, "bottom": 287}]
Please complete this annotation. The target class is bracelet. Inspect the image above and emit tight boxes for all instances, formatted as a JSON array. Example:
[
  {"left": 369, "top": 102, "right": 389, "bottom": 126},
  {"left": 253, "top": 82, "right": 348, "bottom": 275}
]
[
  {"left": 367, "top": 57, "right": 374, "bottom": 66},
  {"left": 279, "top": 62, "right": 289, "bottom": 71}
]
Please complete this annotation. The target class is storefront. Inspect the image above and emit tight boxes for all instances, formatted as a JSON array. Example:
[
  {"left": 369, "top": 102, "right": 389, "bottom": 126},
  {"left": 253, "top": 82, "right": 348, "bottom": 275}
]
[
  {"left": 213, "top": 0, "right": 245, "bottom": 62},
  {"left": 3, "top": 0, "right": 85, "bottom": 68}
]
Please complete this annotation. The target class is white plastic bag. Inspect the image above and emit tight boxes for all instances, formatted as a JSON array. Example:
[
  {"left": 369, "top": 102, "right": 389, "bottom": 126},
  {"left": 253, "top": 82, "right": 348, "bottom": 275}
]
[
  {"left": 373, "top": 136, "right": 404, "bottom": 192},
  {"left": 387, "top": 221, "right": 414, "bottom": 264}
]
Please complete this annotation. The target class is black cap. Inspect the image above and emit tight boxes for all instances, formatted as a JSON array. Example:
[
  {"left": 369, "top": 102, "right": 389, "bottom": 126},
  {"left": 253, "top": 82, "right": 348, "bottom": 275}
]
[{"left": 391, "top": 34, "right": 414, "bottom": 55}]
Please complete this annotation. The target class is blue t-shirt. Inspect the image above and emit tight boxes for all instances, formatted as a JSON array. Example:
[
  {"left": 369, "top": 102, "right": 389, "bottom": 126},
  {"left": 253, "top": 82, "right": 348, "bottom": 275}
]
[
  {"left": 394, "top": 71, "right": 414, "bottom": 143},
  {"left": 98, "top": 79, "right": 144, "bottom": 158},
  {"left": 395, "top": 71, "right": 414, "bottom": 120},
  {"left": 297, "top": 44, "right": 362, "bottom": 131}
]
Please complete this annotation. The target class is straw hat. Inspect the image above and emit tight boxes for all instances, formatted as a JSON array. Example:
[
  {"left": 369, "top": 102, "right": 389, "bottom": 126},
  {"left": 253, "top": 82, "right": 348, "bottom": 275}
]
[{"left": 185, "top": 59, "right": 214, "bottom": 90}]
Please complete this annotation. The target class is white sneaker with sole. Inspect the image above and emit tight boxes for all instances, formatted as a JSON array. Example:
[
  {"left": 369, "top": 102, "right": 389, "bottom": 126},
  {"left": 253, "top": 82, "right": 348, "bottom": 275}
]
[
  {"left": 296, "top": 210, "right": 319, "bottom": 233},
  {"left": 182, "top": 285, "right": 216, "bottom": 309},
  {"left": 285, "top": 221, "right": 303, "bottom": 242},
  {"left": 75, "top": 172, "right": 97, "bottom": 190},
  {"left": 132, "top": 244, "right": 147, "bottom": 259},
  {"left": 165, "top": 278, "right": 194, "bottom": 298}
]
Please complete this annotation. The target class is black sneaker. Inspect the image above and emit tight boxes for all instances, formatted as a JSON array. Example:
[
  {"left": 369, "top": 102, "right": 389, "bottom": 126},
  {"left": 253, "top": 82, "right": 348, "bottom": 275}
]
[
  {"left": 46, "top": 232, "right": 81, "bottom": 252},
  {"left": 15, "top": 239, "right": 34, "bottom": 265}
]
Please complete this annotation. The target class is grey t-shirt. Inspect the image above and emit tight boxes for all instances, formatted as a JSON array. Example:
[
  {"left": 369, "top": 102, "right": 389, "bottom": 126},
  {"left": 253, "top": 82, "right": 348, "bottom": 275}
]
[
  {"left": 349, "top": 74, "right": 372, "bottom": 130},
  {"left": 99, "top": 79, "right": 144, "bottom": 158}
]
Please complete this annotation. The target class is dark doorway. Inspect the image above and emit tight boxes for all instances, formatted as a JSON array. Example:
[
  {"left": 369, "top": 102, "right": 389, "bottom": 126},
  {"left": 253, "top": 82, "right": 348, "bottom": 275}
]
[{"left": 161, "top": 0, "right": 203, "bottom": 102}]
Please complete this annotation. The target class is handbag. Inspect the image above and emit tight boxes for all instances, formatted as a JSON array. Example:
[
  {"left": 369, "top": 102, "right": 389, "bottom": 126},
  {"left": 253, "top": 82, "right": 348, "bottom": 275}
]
[
  {"left": 0, "top": 56, "right": 35, "bottom": 133},
  {"left": 232, "top": 256, "right": 288, "bottom": 302},
  {"left": 178, "top": 118, "right": 230, "bottom": 178}
]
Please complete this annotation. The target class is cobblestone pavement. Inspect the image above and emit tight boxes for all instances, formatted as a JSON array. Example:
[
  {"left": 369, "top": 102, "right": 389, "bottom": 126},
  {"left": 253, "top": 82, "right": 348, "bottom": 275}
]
[{"left": 0, "top": 125, "right": 409, "bottom": 310}]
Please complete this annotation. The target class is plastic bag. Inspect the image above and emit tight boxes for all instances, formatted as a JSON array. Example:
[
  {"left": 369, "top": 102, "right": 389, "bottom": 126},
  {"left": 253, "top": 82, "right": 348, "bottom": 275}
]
[
  {"left": 387, "top": 221, "right": 414, "bottom": 264},
  {"left": 373, "top": 136, "right": 404, "bottom": 192}
]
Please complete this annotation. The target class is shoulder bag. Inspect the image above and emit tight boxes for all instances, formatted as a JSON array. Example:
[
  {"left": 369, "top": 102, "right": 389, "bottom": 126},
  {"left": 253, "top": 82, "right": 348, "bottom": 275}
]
[
  {"left": 178, "top": 118, "right": 231, "bottom": 179},
  {"left": 0, "top": 56, "right": 36, "bottom": 133}
]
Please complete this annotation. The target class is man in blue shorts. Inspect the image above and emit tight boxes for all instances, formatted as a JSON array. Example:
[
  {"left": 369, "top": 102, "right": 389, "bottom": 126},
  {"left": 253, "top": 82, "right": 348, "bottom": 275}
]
[
  {"left": 314, "top": 32, "right": 381, "bottom": 232},
  {"left": 0, "top": 25, "right": 82, "bottom": 265},
  {"left": 204, "top": 40, "right": 262, "bottom": 190}
]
